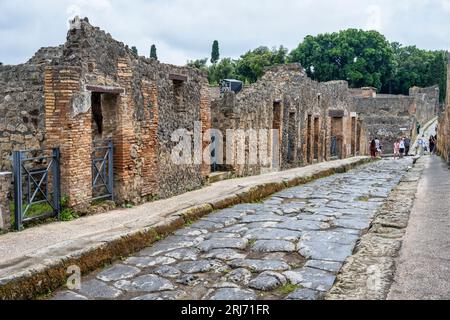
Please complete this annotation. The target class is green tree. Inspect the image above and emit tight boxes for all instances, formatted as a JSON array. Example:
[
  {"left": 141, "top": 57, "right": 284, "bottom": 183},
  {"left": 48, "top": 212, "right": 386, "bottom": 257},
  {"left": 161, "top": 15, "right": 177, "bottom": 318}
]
[
  {"left": 131, "top": 46, "right": 139, "bottom": 57},
  {"left": 208, "top": 58, "right": 236, "bottom": 84},
  {"left": 390, "top": 45, "right": 447, "bottom": 101},
  {"left": 235, "top": 46, "right": 288, "bottom": 83},
  {"left": 150, "top": 44, "right": 158, "bottom": 60},
  {"left": 289, "top": 29, "right": 395, "bottom": 91},
  {"left": 211, "top": 40, "right": 220, "bottom": 64}
]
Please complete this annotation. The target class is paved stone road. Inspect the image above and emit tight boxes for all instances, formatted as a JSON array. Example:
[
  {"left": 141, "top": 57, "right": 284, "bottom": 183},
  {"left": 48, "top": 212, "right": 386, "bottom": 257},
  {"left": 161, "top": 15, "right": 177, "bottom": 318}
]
[{"left": 53, "top": 158, "right": 413, "bottom": 300}]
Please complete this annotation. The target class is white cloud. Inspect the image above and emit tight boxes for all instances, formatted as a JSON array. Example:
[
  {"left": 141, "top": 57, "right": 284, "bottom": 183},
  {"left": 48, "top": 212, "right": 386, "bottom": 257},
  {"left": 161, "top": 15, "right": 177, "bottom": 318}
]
[
  {"left": 0, "top": 0, "right": 448, "bottom": 66},
  {"left": 441, "top": 0, "right": 450, "bottom": 11},
  {"left": 365, "top": 5, "right": 382, "bottom": 31}
]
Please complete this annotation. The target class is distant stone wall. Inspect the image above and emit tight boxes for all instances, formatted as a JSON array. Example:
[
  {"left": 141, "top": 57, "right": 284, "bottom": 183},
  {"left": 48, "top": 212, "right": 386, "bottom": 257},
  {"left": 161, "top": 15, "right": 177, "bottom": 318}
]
[
  {"left": 410, "top": 85, "right": 440, "bottom": 125},
  {"left": 0, "top": 172, "right": 12, "bottom": 231},
  {"left": 437, "top": 54, "right": 450, "bottom": 162},
  {"left": 211, "top": 64, "right": 367, "bottom": 177},
  {"left": 354, "top": 86, "right": 439, "bottom": 154}
]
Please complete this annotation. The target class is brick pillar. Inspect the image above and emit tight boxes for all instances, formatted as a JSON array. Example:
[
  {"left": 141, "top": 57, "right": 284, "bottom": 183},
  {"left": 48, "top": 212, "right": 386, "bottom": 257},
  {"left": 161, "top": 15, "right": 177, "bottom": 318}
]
[
  {"left": 45, "top": 66, "right": 93, "bottom": 207},
  {"left": 0, "top": 172, "right": 12, "bottom": 231},
  {"left": 115, "top": 59, "right": 137, "bottom": 203},
  {"left": 140, "top": 80, "right": 159, "bottom": 198},
  {"left": 200, "top": 85, "right": 212, "bottom": 179}
]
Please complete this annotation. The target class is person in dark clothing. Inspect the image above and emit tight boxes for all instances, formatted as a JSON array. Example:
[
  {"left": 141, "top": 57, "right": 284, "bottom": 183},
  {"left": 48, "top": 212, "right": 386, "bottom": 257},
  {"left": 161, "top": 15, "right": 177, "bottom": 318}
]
[
  {"left": 404, "top": 137, "right": 411, "bottom": 156},
  {"left": 370, "top": 139, "right": 377, "bottom": 158},
  {"left": 429, "top": 136, "right": 436, "bottom": 154}
]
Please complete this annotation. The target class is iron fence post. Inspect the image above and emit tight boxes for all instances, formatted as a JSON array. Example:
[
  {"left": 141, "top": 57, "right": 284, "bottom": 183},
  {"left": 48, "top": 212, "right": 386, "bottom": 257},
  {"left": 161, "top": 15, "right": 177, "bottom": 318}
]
[
  {"left": 108, "top": 140, "right": 114, "bottom": 202},
  {"left": 53, "top": 148, "right": 61, "bottom": 220},
  {"left": 13, "top": 151, "right": 23, "bottom": 231}
]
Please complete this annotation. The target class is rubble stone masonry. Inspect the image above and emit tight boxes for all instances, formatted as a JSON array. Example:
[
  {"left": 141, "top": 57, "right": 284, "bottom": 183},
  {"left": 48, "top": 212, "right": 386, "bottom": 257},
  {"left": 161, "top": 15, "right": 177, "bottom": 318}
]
[
  {"left": 353, "top": 86, "right": 439, "bottom": 153},
  {"left": 0, "top": 17, "right": 438, "bottom": 212},
  {"left": 438, "top": 53, "right": 450, "bottom": 162},
  {"left": 0, "top": 172, "right": 12, "bottom": 231}
]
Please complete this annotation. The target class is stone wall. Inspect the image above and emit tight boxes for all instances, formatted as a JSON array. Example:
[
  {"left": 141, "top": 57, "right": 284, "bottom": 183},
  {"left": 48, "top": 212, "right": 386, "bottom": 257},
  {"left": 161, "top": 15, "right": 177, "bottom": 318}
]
[
  {"left": 0, "top": 18, "right": 210, "bottom": 207},
  {"left": 354, "top": 86, "right": 439, "bottom": 154},
  {"left": 44, "top": 17, "right": 210, "bottom": 205},
  {"left": 0, "top": 172, "right": 12, "bottom": 231},
  {"left": 211, "top": 64, "right": 367, "bottom": 177},
  {"left": 437, "top": 54, "right": 450, "bottom": 162}
]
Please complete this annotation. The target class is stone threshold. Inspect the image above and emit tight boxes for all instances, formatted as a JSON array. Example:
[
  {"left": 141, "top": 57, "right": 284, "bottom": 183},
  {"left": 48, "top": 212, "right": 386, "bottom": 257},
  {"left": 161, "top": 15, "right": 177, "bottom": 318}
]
[
  {"left": 325, "top": 156, "right": 426, "bottom": 300},
  {"left": 0, "top": 156, "right": 371, "bottom": 300}
]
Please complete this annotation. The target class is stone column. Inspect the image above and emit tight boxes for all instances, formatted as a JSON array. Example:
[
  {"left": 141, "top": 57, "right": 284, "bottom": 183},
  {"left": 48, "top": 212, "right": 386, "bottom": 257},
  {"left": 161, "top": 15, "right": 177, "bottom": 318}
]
[{"left": 0, "top": 172, "right": 12, "bottom": 231}]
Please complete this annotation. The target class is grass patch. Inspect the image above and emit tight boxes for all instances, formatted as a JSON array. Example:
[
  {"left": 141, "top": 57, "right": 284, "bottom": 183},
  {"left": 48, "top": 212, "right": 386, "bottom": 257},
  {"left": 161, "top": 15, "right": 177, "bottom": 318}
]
[
  {"left": 278, "top": 283, "right": 301, "bottom": 295},
  {"left": 356, "top": 196, "right": 370, "bottom": 202}
]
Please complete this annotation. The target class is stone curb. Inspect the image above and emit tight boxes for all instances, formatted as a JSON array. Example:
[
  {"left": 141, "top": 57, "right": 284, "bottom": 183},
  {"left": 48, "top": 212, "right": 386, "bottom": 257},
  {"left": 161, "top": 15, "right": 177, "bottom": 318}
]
[{"left": 0, "top": 157, "right": 372, "bottom": 300}]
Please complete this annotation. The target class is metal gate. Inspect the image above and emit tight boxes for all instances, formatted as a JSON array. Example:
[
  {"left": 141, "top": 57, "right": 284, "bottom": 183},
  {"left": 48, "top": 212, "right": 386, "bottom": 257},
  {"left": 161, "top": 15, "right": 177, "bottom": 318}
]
[
  {"left": 13, "top": 148, "right": 61, "bottom": 231},
  {"left": 92, "top": 140, "right": 114, "bottom": 201}
]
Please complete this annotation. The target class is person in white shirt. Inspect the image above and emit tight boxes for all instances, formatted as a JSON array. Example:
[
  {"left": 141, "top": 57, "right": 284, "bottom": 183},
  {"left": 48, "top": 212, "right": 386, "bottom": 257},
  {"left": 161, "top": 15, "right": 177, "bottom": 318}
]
[{"left": 399, "top": 138, "right": 406, "bottom": 158}]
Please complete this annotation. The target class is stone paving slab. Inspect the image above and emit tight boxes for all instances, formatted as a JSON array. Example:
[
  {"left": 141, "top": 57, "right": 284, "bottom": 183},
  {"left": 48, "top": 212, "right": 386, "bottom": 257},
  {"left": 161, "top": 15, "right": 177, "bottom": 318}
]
[
  {"left": 49, "top": 158, "right": 414, "bottom": 300},
  {"left": 0, "top": 157, "right": 371, "bottom": 299}
]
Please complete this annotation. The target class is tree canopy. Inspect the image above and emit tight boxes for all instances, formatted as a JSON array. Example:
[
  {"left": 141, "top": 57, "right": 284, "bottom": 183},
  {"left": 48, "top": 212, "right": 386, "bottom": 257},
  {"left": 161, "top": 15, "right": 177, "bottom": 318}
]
[
  {"left": 150, "top": 44, "right": 158, "bottom": 60},
  {"left": 185, "top": 31, "right": 447, "bottom": 101},
  {"left": 211, "top": 40, "right": 220, "bottom": 64},
  {"left": 131, "top": 46, "right": 138, "bottom": 57},
  {"left": 289, "top": 29, "right": 395, "bottom": 90}
]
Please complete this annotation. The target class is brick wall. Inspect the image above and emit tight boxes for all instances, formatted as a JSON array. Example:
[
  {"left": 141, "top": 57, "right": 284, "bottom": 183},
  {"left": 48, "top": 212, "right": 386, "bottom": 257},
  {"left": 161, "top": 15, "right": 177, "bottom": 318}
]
[{"left": 45, "top": 66, "right": 93, "bottom": 207}]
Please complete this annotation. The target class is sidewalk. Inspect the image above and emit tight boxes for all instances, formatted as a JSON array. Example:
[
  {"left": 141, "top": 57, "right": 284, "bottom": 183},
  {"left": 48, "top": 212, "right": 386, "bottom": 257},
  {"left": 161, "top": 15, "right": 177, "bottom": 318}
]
[
  {"left": 0, "top": 156, "right": 370, "bottom": 299},
  {"left": 388, "top": 156, "right": 450, "bottom": 300}
]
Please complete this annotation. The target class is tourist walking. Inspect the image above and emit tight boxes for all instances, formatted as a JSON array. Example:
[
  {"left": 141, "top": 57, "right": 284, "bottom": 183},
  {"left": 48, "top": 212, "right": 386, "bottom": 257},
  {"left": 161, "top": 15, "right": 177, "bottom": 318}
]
[
  {"left": 417, "top": 135, "right": 426, "bottom": 155},
  {"left": 394, "top": 140, "right": 400, "bottom": 159},
  {"left": 375, "top": 138, "right": 381, "bottom": 157},
  {"left": 404, "top": 137, "right": 411, "bottom": 156},
  {"left": 429, "top": 135, "right": 436, "bottom": 154},
  {"left": 370, "top": 139, "right": 377, "bottom": 159},
  {"left": 399, "top": 138, "right": 406, "bottom": 158}
]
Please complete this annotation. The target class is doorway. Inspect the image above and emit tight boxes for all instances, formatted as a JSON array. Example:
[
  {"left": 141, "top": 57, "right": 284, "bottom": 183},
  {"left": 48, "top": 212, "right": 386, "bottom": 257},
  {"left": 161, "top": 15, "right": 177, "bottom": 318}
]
[
  {"left": 331, "top": 117, "right": 344, "bottom": 159},
  {"left": 313, "top": 117, "right": 320, "bottom": 161}
]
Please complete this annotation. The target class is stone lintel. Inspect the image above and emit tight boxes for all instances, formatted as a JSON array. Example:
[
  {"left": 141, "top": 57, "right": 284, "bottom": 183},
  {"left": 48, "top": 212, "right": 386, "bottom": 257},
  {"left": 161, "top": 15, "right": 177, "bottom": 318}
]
[
  {"left": 86, "top": 85, "right": 124, "bottom": 94},
  {"left": 329, "top": 110, "right": 345, "bottom": 118},
  {"left": 169, "top": 74, "right": 188, "bottom": 82}
]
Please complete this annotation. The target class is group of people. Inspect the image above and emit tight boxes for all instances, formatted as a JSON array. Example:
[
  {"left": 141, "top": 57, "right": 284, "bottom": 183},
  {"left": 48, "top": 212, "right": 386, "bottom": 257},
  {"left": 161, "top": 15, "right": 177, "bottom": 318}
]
[
  {"left": 416, "top": 135, "right": 437, "bottom": 155},
  {"left": 393, "top": 137, "right": 411, "bottom": 159},
  {"left": 370, "top": 138, "right": 384, "bottom": 158},
  {"left": 370, "top": 134, "right": 438, "bottom": 159}
]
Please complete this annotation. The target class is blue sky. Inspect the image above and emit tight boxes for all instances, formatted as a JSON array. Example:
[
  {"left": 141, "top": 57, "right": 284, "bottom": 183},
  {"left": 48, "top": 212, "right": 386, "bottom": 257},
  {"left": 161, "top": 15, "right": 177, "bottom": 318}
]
[{"left": 1, "top": 0, "right": 450, "bottom": 65}]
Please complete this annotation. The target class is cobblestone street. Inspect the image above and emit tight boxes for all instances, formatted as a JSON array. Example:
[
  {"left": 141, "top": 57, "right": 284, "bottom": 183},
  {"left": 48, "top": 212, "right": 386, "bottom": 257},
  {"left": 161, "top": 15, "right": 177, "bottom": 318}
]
[{"left": 53, "top": 158, "right": 413, "bottom": 301}]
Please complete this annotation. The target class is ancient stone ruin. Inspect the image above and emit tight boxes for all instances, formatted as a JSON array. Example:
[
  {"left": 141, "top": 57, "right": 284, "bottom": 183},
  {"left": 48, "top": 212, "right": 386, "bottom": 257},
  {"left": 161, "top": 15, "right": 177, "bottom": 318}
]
[
  {"left": 353, "top": 85, "right": 439, "bottom": 153},
  {"left": 0, "top": 18, "right": 441, "bottom": 230}
]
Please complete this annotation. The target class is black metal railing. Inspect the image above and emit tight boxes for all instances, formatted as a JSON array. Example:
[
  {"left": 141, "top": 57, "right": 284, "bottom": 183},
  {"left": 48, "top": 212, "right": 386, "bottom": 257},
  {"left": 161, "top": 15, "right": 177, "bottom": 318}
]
[
  {"left": 13, "top": 148, "right": 61, "bottom": 231},
  {"left": 92, "top": 140, "right": 114, "bottom": 201}
]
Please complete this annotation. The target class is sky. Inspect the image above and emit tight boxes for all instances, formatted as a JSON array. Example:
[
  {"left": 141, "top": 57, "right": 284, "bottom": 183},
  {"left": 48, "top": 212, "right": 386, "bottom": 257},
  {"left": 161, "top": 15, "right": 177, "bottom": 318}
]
[{"left": 1, "top": 0, "right": 450, "bottom": 66}]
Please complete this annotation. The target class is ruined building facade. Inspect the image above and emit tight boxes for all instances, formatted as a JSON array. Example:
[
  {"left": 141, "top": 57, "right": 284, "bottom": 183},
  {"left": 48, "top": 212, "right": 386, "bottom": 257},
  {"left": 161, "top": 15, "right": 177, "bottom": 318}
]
[
  {"left": 352, "top": 85, "right": 439, "bottom": 154},
  {"left": 0, "top": 18, "right": 440, "bottom": 215},
  {"left": 1, "top": 18, "right": 211, "bottom": 207},
  {"left": 211, "top": 64, "right": 368, "bottom": 177}
]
